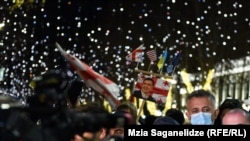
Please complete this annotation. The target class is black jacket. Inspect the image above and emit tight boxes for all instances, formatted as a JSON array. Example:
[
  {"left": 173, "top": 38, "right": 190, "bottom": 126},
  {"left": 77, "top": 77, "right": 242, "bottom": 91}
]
[{"left": 133, "top": 90, "right": 155, "bottom": 102}]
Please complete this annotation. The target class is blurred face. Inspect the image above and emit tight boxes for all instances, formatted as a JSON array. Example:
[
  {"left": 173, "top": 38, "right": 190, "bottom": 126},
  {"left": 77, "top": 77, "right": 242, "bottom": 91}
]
[
  {"left": 222, "top": 110, "right": 250, "bottom": 125},
  {"left": 186, "top": 97, "right": 216, "bottom": 122},
  {"left": 72, "top": 128, "right": 107, "bottom": 141},
  {"left": 108, "top": 127, "right": 124, "bottom": 137},
  {"left": 141, "top": 79, "right": 154, "bottom": 95}
]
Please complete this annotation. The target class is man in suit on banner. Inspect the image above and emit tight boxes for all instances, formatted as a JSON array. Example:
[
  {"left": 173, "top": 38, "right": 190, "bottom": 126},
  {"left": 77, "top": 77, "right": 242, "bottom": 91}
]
[{"left": 133, "top": 77, "right": 155, "bottom": 102}]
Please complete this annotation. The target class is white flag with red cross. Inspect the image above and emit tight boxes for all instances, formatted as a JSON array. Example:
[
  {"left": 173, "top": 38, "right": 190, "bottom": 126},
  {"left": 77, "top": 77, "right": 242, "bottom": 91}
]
[
  {"left": 55, "top": 42, "right": 121, "bottom": 110},
  {"left": 125, "top": 44, "right": 144, "bottom": 62},
  {"left": 151, "top": 78, "right": 170, "bottom": 104}
]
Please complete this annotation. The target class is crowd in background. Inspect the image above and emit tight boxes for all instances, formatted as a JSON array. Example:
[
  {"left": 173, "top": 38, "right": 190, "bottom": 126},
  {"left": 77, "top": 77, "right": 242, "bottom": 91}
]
[
  {"left": 1, "top": 70, "right": 250, "bottom": 141},
  {"left": 69, "top": 89, "right": 250, "bottom": 141}
]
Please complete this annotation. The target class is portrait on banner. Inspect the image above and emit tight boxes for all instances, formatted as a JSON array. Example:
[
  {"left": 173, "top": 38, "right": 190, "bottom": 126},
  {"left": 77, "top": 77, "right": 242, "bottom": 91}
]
[{"left": 132, "top": 73, "right": 170, "bottom": 105}]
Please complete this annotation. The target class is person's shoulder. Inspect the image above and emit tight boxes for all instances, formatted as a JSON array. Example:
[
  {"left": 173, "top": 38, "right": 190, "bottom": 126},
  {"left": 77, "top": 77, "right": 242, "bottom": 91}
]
[
  {"left": 133, "top": 90, "right": 141, "bottom": 95},
  {"left": 147, "top": 96, "right": 156, "bottom": 102},
  {"left": 133, "top": 90, "right": 143, "bottom": 98}
]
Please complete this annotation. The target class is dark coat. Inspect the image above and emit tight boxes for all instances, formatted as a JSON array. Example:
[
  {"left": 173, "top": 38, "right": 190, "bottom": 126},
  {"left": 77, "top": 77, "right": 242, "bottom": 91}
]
[{"left": 133, "top": 90, "right": 155, "bottom": 102}]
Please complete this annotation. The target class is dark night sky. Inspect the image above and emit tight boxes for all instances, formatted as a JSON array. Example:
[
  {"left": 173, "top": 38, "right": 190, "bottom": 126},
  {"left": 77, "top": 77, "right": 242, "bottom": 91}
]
[{"left": 0, "top": 0, "right": 250, "bottom": 102}]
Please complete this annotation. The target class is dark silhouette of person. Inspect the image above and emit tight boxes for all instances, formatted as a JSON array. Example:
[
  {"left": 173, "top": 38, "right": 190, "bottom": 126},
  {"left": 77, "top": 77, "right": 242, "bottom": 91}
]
[
  {"left": 153, "top": 116, "right": 180, "bottom": 125},
  {"left": 133, "top": 77, "right": 155, "bottom": 102},
  {"left": 214, "top": 98, "right": 242, "bottom": 125},
  {"left": 165, "top": 108, "right": 185, "bottom": 125}
]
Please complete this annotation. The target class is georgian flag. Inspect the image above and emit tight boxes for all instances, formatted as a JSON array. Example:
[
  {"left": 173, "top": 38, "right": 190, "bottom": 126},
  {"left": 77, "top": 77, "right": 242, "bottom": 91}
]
[
  {"left": 151, "top": 78, "right": 170, "bottom": 104},
  {"left": 133, "top": 74, "right": 170, "bottom": 105},
  {"left": 125, "top": 44, "right": 144, "bottom": 62},
  {"left": 56, "top": 42, "right": 121, "bottom": 110}
]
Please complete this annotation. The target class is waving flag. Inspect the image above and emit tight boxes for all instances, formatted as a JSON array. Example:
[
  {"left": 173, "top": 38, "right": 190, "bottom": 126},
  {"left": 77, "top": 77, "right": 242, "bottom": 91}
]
[
  {"left": 55, "top": 42, "right": 121, "bottom": 110},
  {"left": 125, "top": 44, "right": 144, "bottom": 62},
  {"left": 167, "top": 51, "right": 181, "bottom": 74},
  {"left": 146, "top": 49, "right": 157, "bottom": 62},
  {"left": 157, "top": 49, "right": 168, "bottom": 72},
  {"left": 171, "top": 51, "right": 181, "bottom": 67}
]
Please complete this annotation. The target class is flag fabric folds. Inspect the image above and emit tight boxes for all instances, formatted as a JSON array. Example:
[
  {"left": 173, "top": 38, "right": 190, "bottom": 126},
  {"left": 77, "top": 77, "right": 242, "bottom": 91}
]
[
  {"left": 146, "top": 49, "right": 157, "bottom": 62},
  {"left": 171, "top": 51, "right": 181, "bottom": 67},
  {"left": 157, "top": 49, "right": 168, "bottom": 72},
  {"left": 167, "top": 51, "right": 181, "bottom": 74},
  {"left": 55, "top": 42, "right": 121, "bottom": 110},
  {"left": 125, "top": 44, "right": 144, "bottom": 62}
]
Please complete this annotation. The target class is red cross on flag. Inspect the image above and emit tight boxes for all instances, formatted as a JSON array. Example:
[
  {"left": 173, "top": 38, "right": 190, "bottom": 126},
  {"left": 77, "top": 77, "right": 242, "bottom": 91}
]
[
  {"left": 56, "top": 42, "right": 121, "bottom": 110},
  {"left": 125, "top": 44, "right": 144, "bottom": 62},
  {"left": 151, "top": 78, "right": 170, "bottom": 104},
  {"left": 133, "top": 74, "right": 170, "bottom": 105}
]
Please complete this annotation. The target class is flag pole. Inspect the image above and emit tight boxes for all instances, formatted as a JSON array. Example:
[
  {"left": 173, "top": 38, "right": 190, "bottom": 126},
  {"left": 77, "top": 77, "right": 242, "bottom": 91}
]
[
  {"left": 135, "top": 62, "right": 140, "bottom": 69},
  {"left": 164, "top": 50, "right": 181, "bottom": 112},
  {"left": 167, "top": 50, "right": 181, "bottom": 76},
  {"left": 172, "top": 50, "right": 181, "bottom": 75},
  {"left": 136, "top": 49, "right": 157, "bottom": 123},
  {"left": 147, "top": 61, "right": 153, "bottom": 71},
  {"left": 127, "top": 44, "right": 145, "bottom": 111},
  {"left": 134, "top": 68, "right": 172, "bottom": 79},
  {"left": 136, "top": 99, "right": 146, "bottom": 123},
  {"left": 134, "top": 65, "right": 172, "bottom": 122}
]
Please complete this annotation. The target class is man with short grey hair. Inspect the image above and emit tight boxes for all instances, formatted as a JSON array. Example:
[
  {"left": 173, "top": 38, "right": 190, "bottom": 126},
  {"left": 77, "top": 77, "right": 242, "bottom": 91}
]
[{"left": 185, "top": 89, "right": 218, "bottom": 125}]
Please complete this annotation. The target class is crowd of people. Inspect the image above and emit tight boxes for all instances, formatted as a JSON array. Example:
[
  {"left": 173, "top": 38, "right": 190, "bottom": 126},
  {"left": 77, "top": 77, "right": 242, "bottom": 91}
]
[
  {"left": 1, "top": 69, "right": 250, "bottom": 141},
  {"left": 69, "top": 89, "right": 250, "bottom": 141},
  {"left": 2, "top": 89, "right": 250, "bottom": 141}
]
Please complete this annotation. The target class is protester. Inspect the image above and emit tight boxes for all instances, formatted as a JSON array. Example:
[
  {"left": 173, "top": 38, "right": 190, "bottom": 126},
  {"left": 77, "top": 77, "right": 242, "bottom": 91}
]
[
  {"left": 115, "top": 101, "right": 138, "bottom": 124},
  {"left": 101, "top": 101, "right": 138, "bottom": 141},
  {"left": 185, "top": 89, "right": 218, "bottom": 125},
  {"left": 72, "top": 102, "right": 110, "bottom": 141},
  {"left": 107, "top": 110, "right": 135, "bottom": 140},
  {"left": 214, "top": 98, "right": 242, "bottom": 125},
  {"left": 153, "top": 116, "right": 180, "bottom": 125},
  {"left": 222, "top": 108, "right": 250, "bottom": 125},
  {"left": 165, "top": 108, "right": 185, "bottom": 125},
  {"left": 143, "top": 114, "right": 159, "bottom": 125}
]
